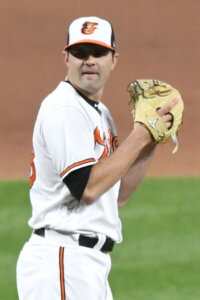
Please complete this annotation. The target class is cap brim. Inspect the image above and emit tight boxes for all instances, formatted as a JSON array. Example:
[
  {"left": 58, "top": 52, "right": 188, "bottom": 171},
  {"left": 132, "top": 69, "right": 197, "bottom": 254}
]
[{"left": 64, "top": 40, "right": 115, "bottom": 51}]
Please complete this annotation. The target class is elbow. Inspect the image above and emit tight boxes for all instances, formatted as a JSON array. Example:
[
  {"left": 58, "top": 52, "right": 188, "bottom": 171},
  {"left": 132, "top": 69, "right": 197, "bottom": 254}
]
[
  {"left": 81, "top": 188, "right": 97, "bottom": 205},
  {"left": 118, "top": 198, "right": 128, "bottom": 208},
  {"left": 118, "top": 201, "right": 125, "bottom": 208}
]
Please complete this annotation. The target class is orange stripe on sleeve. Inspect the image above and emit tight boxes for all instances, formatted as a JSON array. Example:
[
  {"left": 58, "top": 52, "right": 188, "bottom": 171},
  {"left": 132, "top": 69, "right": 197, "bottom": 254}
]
[
  {"left": 60, "top": 158, "right": 95, "bottom": 178},
  {"left": 59, "top": 247, "right": 66, "bottom": 300}
]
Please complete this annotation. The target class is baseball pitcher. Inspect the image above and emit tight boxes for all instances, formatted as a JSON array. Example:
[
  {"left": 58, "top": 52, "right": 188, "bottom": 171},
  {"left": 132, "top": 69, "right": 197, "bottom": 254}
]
[{"left": 16, "top": 16, "right": 183, "bottom": 300}]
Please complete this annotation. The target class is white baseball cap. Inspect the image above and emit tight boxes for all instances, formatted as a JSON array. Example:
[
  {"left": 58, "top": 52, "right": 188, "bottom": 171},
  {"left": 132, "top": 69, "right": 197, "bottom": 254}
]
[{"left": 64, "top": 16, "right": 116, "bottom": 51}]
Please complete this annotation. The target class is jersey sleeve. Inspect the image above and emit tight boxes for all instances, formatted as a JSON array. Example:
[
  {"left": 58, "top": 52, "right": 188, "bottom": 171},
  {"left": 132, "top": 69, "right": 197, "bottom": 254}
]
[
  {"left": 63, "top": 165, "right": 92, "bottom": 201},
  {"left": 41, "top": 105, "right": 97, "bottom": 180}
]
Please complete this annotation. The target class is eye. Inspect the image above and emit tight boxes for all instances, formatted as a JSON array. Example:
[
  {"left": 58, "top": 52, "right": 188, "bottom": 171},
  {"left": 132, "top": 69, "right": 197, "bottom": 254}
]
[
  {"left": 93, "top": 49, "right": 109, "bottom": 57},
  {"left": 70, "top": 49, "right": 88, "bottom": 59},
  {"left": 69, "top": 45, "right": 110, "bottom": 59}
]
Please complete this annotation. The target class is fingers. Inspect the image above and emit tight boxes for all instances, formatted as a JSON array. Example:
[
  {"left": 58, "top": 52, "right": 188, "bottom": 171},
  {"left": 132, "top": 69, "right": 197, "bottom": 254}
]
[
  {"left": 157, "top": 98, "right": 179, "bottom": 129},
  {"left": 162, "top": 113, "right": 173, "bottom": 129},
  {"left": 162, "top": 113, "right": 172, "bottom": 123},
  {"left": 158, "top": 98, "right": 179, "bottom": 117}
]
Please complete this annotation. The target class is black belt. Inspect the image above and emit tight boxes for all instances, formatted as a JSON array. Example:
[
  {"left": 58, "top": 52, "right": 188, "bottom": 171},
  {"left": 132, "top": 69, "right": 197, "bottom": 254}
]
[{"left": 34, "top": 228, "right": 114, "bottom": 253}]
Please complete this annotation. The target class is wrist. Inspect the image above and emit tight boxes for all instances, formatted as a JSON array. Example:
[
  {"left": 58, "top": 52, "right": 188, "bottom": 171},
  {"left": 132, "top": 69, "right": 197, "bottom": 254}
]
[{"left": 133, "top": 122, "right": 154, "bottom": 145}]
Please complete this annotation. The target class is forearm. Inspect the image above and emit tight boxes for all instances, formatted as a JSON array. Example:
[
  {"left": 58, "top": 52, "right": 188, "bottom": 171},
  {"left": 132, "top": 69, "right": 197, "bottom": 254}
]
[
  {"left": 81, "top": 89, "right": 179, "bottom": 205},
  {"left": 117, "top": 143, "right": 156, "bottom": 208},
  {"left": 81, "top": 123, "right": 152, "bottom": 204}
]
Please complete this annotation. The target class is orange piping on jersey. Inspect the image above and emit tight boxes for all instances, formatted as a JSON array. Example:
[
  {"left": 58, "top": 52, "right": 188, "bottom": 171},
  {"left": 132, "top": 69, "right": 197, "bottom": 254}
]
[
  {"left": 30, "top": 152, "right": 36, "bottom": 188},
  {"left": 60, "top": 158, "right": 95, "bottom": 178},
  {"left": 59, "top": 247, "right": 66, "bottom": 300}
]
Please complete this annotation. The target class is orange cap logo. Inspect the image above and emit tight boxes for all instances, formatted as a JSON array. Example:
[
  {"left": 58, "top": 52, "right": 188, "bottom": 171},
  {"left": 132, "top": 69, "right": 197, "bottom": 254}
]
[{"left": 81, "top": 22, "right": 98, "bottom": 34}]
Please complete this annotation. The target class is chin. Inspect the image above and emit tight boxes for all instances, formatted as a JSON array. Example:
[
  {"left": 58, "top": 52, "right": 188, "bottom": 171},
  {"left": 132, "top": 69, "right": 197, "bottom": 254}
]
[{"left": 82, "top": 83, "right": 101, "bottom": 94}]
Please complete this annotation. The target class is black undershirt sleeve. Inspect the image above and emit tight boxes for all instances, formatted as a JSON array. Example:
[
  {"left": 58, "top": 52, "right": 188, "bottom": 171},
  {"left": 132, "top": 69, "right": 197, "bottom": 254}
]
[{"left": 63, "top": 165, "right": 92, "bottom": 201}]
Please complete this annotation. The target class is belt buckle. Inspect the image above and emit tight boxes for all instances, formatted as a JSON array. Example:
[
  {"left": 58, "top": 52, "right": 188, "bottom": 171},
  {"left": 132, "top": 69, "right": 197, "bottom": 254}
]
[{"left": 78, "top": 234, "right": 114, "bottom": 252}]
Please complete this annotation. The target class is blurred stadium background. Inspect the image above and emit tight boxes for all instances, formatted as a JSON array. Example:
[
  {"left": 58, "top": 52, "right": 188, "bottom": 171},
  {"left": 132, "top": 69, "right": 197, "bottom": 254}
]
[{"left": 0, "top": 0, "right": 199, "bottom": 178}]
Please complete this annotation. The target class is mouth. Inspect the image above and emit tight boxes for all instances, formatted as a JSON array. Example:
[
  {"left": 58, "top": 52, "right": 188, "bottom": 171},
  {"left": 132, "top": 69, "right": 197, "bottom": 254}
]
[{"left": 81, "top": 70, "right": 99, "bottom": 76}]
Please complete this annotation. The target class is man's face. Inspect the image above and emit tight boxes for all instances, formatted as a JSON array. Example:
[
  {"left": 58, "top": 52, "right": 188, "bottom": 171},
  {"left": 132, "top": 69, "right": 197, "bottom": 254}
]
[{"left": 63, "top": 43, "right": 119, "bottom": 100}]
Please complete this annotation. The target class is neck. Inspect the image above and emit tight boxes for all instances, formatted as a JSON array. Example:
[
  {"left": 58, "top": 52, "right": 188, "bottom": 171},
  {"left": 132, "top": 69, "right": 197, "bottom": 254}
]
[
  {"left": 64, "top": 76, "right": 103, "bottom": 102},
  {"left": 76, "top": 86, "right": 103, "bottom": 102}
]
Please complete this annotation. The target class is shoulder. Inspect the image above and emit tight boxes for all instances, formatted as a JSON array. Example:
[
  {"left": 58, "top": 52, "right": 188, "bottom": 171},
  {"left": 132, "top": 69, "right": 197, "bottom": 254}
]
[
  {"left": 41, "top": 81, "right": 79, "bottom": 110},
  {"left": 35, "top": 82, "right": 101, "bottom": 129},
  {"left": 36, "top": 81, "right": 86, "bottom": 122}
]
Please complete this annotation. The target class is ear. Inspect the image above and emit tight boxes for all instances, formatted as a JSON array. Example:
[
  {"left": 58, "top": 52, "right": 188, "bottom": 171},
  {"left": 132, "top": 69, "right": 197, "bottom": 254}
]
[
  {"left": 62, "top": 50, "right": 69, "bottom": 66},
  {"left": 111, "top": 53, "right": 119, "bottom": 71}
]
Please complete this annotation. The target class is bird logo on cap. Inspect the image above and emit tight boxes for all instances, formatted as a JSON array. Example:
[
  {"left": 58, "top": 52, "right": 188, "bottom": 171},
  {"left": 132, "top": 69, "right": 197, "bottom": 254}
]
[{"left": 81, "top": 22, "right": 98, "bottom": 34}]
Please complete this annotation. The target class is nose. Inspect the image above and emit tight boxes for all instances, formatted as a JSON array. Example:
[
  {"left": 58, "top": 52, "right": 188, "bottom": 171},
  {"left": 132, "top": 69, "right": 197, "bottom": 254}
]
[{"left": 83, "top": 55, "right": 96, "bottom": 65}]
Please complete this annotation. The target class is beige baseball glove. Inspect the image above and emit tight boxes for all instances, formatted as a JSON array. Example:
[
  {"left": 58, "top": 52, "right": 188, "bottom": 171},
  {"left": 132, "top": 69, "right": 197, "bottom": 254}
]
[{"left": 127, "top": 79, "right": 184, "bottom": 153}]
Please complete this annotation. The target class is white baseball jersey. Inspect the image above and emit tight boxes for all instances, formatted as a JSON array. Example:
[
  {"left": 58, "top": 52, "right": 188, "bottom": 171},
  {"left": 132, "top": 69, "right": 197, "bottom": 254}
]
[{"left": 28, "top": 81, "right": 122, "bottom": 243}]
